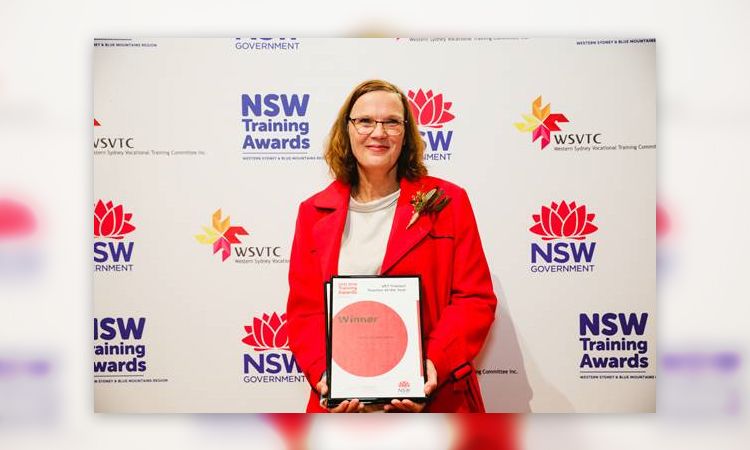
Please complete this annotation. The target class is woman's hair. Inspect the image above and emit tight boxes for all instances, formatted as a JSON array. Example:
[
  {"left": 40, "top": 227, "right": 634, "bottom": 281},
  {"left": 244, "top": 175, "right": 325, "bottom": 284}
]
[{"left": 324, "top": 79, "right": 427, "bottom": 186}]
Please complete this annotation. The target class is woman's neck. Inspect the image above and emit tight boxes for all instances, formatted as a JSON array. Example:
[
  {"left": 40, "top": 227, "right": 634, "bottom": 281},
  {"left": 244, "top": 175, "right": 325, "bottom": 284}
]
[{"left": 353, "top": 169, "right": 399, "bottom": 203}]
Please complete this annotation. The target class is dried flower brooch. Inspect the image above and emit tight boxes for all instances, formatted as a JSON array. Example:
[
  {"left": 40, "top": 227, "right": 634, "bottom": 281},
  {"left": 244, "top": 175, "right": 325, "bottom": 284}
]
[{"left": 407, "top": 187, "right": 451, "bottom": 229}]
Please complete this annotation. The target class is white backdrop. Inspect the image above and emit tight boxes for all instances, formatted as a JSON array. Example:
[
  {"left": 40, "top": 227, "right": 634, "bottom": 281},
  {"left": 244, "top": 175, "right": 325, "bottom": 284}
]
[{"left": 93, "top": 37, "right": 655, "bottom": 412}]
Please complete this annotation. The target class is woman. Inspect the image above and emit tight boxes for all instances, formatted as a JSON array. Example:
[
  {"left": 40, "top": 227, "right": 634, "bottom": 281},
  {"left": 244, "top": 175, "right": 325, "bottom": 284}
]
[{"left": 286, "top": 80, "right": 497, "bottom": 413}]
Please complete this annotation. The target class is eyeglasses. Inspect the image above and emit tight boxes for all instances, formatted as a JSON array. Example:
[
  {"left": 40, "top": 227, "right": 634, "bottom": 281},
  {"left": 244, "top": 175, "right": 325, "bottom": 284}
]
[{"left": 348, "top": 117, "right": 406, "bottom": 136}]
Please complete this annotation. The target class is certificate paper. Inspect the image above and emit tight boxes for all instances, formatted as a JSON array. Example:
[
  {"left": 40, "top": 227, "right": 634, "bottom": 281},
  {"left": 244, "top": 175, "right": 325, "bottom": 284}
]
[{"left": 327, "top": 276, "right": 425, "bottom": 405}]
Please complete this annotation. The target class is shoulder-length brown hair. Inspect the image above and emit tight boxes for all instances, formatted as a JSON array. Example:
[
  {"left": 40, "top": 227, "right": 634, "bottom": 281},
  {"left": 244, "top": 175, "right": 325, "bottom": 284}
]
[{"left": 324, "top": 80, "right": 427, "bottom": 186}]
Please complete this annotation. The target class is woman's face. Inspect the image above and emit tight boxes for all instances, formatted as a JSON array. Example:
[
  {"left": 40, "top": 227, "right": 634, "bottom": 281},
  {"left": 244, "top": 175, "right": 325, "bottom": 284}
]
[{"left": 348, "top": 90, "right": 405, "bottom": 180}]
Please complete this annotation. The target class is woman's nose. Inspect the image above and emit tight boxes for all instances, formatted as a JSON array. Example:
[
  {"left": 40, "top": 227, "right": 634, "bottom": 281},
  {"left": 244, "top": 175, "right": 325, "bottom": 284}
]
[{"left": 370, "top": 122, "right": 388, "bottom": 137}]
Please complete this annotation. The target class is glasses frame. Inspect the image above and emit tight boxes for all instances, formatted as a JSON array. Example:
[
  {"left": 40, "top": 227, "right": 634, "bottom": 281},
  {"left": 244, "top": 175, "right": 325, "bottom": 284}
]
[{"left": 348, "top": 117, "right": 407, "bottom": 136}]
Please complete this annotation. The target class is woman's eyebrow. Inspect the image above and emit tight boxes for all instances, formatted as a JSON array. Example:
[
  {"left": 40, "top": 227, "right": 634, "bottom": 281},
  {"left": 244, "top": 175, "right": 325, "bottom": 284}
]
[{"left": 353, "top": 114, "right": 404, "bottom": 119}]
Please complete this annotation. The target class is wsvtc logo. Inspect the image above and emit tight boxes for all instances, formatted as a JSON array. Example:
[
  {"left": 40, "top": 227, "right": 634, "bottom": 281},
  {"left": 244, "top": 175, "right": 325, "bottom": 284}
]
[
  {"left": 515, "top": 96, "right": 605, "bottom": 151},
  {"left": 194, "top": 209, "right": 285, "bottom": 265},
  {"left": 408, "top": 88, "right": 455, "bottom": 161},
  {"left": 93, "top": 118, "right": 136, "bottom": 156},
  {"left": 242, "top": 312, "right": 304, "bottom": 383},
  {"left": 240, "top": 93, "right": 311, "bottom": 153},
  {"left": 93, "top": 200, "right": 135, "bottom": 272},
  {"left": 93, "top": 317, "right": 147, "bottom": 374},
  {"left": 515, "top": 96, "right": 568, "bottom": 150},
  {"left": 529, "top": 201, "right": 598, "bottom": 273}
]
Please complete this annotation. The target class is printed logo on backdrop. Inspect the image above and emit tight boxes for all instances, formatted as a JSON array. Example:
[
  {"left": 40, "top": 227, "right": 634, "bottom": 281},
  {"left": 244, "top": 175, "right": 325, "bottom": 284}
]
[
  {"left": 94, "top": 200, "right": 136, "bottom": 272},
  {"left": 514, "top": 96, "right": 656, "bottom": 152},
  {"left": 242, "top": 312, "right": 305, "bottom": 383},
  {"left": 408, "top": 89, "right": 455, "bottom": 161},
  {"left": 240, "top": 92, "right": 316, "bottom": 161},
  {"left": 529, "top": 201, "right": 597, "bottom": 273},
  {"left": 234, "top": 37, "right": 300, "bottom": 51},
  {"left": 93, "top": 117, "right": 205, "bottom": 158},
  {"left": 514, "top": 96, "right": 569, "bottom": 150},
  {"left": 579, "top": 312, "right": 654, "bottom": 381},
  {"left": 93, "top": 317, "right": 169, "bottom": 384},
  {"left": 194, "top": 209, "right": 288, "bottom": 265}
]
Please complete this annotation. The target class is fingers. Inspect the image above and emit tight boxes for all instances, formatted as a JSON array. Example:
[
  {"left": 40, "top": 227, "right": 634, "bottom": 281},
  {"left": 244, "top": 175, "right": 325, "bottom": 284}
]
[
  {"left": 424, "top": 359, "right": 438, "bottom": 396},
  {"left": 328, "top": 399, "right": 363, "bottom": 413},
  {"left": 347, "top": 399, "right": 364, "bottom": 413},
  {"left": 383, "top": 399, "right": 425, "bottom": 413},
  {"left": 316, "top": 380, "right": 328, "bottom": 397}
]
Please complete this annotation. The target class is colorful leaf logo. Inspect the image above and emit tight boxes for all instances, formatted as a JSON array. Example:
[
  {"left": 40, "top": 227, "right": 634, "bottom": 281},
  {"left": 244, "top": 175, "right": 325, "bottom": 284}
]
[
  {"left": 514, "top": 96, "right": 568, "bottom": 149},
  {"left": 94, "top": 200, "right": 135, "bottom": 239},
  {"left": 242, "top": 312, "right": 289, "bottom": 351},
  {"left": 407, "top": 89, "right": 455, "bottom": 128},
  {"left": 195, "top": 209, "right": 248, "bottom": 262},
  {"left": 529, "top": 201, "right": 598, "bottom": 240}
]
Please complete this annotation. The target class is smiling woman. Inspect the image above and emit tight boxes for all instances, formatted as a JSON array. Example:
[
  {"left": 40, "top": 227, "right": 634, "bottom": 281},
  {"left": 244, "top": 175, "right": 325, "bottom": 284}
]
[{"left": 285, "top": 79, "right": 498, "bottom": 413}]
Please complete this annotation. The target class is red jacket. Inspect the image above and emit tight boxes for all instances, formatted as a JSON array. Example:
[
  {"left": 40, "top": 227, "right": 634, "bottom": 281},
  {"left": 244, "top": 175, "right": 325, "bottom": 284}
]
[{"left": 286, "top": 175, "right": 498, "bottom": 412}]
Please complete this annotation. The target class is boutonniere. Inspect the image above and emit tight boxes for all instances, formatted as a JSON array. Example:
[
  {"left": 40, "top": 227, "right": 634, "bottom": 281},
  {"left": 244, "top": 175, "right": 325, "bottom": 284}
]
[{"left": 407, "top": 187, "right": 451, "bottom": 229}]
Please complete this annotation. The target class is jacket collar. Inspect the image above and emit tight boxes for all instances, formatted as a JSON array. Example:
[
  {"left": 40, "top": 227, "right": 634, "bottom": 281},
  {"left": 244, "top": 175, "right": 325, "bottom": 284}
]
[
  {"left": 381, "top": 176, "right": 433, "bottom": 274},
  {"left": 311, "top": 177, "right": 433, "bottom": 278},
  {"left": 311, "top": 180, "right": 350, "bottom": 281}
]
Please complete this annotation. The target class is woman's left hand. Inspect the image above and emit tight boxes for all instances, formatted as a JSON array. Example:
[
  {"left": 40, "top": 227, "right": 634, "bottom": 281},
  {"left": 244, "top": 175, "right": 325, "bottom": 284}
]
[{"left": 384, "top": 359, "right": 437, "bottom": 413}]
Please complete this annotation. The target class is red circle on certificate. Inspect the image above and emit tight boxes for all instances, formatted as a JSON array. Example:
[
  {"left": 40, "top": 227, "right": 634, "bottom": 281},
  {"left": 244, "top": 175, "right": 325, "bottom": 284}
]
[{"left": 332, "top": 301, "right": 408, "bottom": 377}]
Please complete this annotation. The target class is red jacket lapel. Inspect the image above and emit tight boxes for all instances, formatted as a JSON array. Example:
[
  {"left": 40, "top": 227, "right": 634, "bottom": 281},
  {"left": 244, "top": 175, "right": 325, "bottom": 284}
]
[
  {"left": 380, "top": 177, "right": 434, "bottom": 275},
  {"left": 310, "top": 177, "right": 435, "bottom": 278},
  {"left": 311, "top": 180, "right": 350, "bottom": 280}
]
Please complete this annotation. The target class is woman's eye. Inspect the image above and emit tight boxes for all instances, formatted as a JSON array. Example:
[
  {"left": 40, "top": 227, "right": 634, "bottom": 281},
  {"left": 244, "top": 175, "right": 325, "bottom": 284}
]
[{"left": 358, "top": 119, "right": 374, "bottom": 126}]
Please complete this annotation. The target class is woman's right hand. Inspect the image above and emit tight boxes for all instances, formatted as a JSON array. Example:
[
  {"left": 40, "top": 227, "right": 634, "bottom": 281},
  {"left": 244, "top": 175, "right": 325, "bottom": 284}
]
[{"left": 317, "top": 375, "right": 364, "bottom": 413}]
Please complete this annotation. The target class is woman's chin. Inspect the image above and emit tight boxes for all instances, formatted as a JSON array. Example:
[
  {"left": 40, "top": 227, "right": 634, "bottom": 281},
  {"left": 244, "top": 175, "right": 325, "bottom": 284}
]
[{"left": 357, "top": 160, "right": 396, "bottom": 175}]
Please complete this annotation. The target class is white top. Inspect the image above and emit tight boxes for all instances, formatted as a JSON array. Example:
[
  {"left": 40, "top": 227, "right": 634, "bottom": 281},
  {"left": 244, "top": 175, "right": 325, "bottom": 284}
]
[{"left": 337, "top": 189, "right": 400, "bottom": 276}]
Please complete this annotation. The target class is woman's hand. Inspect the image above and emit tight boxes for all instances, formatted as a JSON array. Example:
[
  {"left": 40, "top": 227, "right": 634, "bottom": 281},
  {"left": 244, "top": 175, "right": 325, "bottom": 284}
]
[
  {"left": 384, "top": 359, "right": 438, "bottom": 413},
  {"left": 317, "top": 374, "right": 364, "bottom": 413}
]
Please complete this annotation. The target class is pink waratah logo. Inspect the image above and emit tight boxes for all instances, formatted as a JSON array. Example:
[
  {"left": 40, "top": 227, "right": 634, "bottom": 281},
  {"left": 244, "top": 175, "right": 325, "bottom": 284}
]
[
  {"left": 529, "top": 201, "right": 598, "bottom": 240},
  {"left": 242, "top": 312, "right": 289, "bottom": 351},
  {"left": 94, "top": 200, "right": 136, "bottom": 239},
  {"left": 407, "top": 89, "right": 455, "bottom": 128}
]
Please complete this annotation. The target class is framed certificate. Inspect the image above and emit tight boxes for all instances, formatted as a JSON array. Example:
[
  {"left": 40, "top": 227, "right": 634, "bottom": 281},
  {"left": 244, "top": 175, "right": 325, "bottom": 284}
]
[{"left": 326, "top": 276, "right": 425, "bottom": 407}]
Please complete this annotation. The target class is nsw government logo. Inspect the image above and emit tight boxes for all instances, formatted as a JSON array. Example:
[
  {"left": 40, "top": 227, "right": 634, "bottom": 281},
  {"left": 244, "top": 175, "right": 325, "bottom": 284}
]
[
  {"left": 194, "top": 209, "right": 287, "bottom": 265},
  {"left": 93, "top": 200, "right": 135, "bottom": 272},
  {"left": 240, "top": 92, "right": 314, "bottom": 161},
  {"left": 234, "top": 37, "right": 300, "bottom": 51},
  {"left": 408, "top": 88, "right": 455, "bottom": 161},
  {"left": 242, "top": 312, "right": 304, "bottom": 383},
  {"left": 529, "top": 201, "right": 597, "bottom": 273}
]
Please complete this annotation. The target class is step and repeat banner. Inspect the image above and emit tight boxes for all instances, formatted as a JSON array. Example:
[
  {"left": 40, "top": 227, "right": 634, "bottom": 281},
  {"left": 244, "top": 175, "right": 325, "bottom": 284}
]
[{"left": 93, "top": 37, "right": 656, "bottom": 412}]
